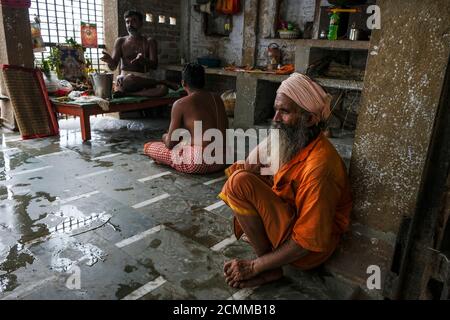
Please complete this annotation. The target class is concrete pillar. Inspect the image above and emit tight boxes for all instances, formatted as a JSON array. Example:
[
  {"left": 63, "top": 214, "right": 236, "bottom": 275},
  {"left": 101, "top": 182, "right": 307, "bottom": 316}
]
[
  {"left": 102, "top": 0, "right": 120, "bottom": 119},
  {"left": 325, "top": 0, "right": 450, "bottom": 298},
  {"left": 103, "top": 0, "right": 119, "bottom": 72},
  {"left": 233, "top": 73, "right": 258, "bottom": 129},
  {"left": 180, "top": 0, "right": 191, "bottom": 62},
  {"left": 351, "top": 0, "right": 450, "bottom": 238},
  {"left": 259, "top": 0, "right": 280, "bottom": 39},
  {"left": 0, "top": 5, "right": 34, "bottom": 130},
  {"left": 311, "top": 0, "right": 321, "bottom": 40},
  {"left": 241, "top": 0, "right": 259, "bottom": 67},
  {"left": 0, "top": 6, "right": 34, "bottom": 67},
  {"left": 294, "top": 46, "right": 311, "bottom": 74}
]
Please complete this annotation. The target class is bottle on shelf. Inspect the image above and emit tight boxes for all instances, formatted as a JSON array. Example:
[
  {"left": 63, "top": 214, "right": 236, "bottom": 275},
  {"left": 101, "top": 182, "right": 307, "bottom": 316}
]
[{"left": 327, "top": 11, "right": 340, "bottom": 41}]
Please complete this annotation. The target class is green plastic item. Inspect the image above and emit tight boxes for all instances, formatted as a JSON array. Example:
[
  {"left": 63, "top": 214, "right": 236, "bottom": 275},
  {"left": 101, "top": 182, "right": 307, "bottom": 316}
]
[{"left": 327, "top": 12, "right": 340, "bottom": 40}]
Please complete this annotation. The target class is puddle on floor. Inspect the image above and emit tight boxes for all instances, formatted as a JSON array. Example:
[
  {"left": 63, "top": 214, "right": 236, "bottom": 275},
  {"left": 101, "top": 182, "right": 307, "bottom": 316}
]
[
  {"left": 0, "top": 245, "right": 35, "bottom": 273},
  {"left": 124, "top": 265, "right": 138, "bottom": 273},
  {"left": 115, "top": 281, "right": 143, "bottom": 299},
  {"left": 50, "top": 235, "right": 107, "bottom": 272},
  {"left": 0, "top": 273, "right": 18, "bottom": 293},
  {"left": 93, "top": 162, "right": 114, "bottom": 168},
  {"left": 4, "top": 192, "right": 52, "bottom": 243}
]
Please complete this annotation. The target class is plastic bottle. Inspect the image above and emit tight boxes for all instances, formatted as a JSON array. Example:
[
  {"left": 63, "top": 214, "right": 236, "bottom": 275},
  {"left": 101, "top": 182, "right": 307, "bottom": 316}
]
[{"left": 327, "top": 11, "right": 340, "bottom": 40}]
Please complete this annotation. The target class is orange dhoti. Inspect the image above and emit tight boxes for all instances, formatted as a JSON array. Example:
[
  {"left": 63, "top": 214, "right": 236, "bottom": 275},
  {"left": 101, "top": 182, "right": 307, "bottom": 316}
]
[
  {"left": 219, "top": 164, "right": 337, "bottom": 270},
  {"left": 219, "top": 168, "right": 295, "bottom": 248}
]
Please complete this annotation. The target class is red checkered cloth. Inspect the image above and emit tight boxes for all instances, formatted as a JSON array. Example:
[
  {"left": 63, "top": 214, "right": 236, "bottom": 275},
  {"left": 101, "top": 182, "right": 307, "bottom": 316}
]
[{"left": 144, "top": 141, "right": 225, "bottom": 174}]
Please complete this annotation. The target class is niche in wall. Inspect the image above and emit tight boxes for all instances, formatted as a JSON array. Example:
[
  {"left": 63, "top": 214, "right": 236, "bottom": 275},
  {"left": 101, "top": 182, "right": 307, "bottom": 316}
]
[{"left": 204, "top": 13, "right": 232, "bottom": 36}]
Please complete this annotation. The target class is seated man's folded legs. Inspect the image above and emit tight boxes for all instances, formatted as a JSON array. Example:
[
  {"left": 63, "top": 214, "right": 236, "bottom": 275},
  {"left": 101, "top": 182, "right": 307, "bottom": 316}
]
[
  {"left": 129, "top": 84, "right": 168, "bottom": 97},
  {"left": 219, "top": 169, "right": 296, "bottom": 252},
  {"left": 220, "top": 169, "right": 296, "bottom": 288},
  {"left": 116, "top": 74, "right": 180, "bottom": 97},
  {"left": 144, "top": 142, "right": 225, "bottom": 174},
  {"left": 119, "top": 74, "right": 168, "bottom": 97},
  {"left": 144, "top": 141, "right": 173, "bottom": 166}
]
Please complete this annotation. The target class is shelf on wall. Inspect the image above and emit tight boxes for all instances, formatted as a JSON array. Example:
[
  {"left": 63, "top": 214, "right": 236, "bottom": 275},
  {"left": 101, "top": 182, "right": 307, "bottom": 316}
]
[
  {"left": 296, "top": 39, "right": 370, "bottom": 50},
  {"left": 164, "top": 64, "right": 238, "bottom": 77},
  {"left": 264, "top": 38, "right": 301, "bottom": 42},
  {"left": 315, "top": 77, "right": 364, "bottom": 91}
]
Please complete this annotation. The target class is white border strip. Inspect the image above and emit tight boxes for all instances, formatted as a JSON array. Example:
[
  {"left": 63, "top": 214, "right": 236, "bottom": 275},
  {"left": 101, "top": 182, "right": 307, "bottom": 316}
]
[
  {"left": 121, "top": 276, "right": 167, "bottom": 300},
  {"left": 3, "top": 137, "right": 22, "bottom": 143},
  {"left": 76, "top": 169, "right": 114, "bottom": 179},
  {"left": 115, "top": 224, "right": 164, "bottom": 248},
  {"left": 1, "top": 276, "right": 57, "bottom": 300},
  {"left": 103, "top": 142, "right": 126, "bottom": 147},
  {"left": 203, "top": 176, "right": 227, "bottom": 186},
  {"left": 132, "top": 193, "right": 170, "bottom": 209},
  {"left": 227, "top": 288, "right": 255, "bottom": 300},
  {"left": 11, "top": 166, "right": 53, "bottom": 176},
  {"left": 0, "top": 147, "right": 20, "bottom": 152},
  {"left": 14, "top": 189, "right": 32, "bottom": 195},
  {"left": 57, "top": 191, "right": 100, "bottom": 205},
  {"left": 204, "top": 200, "right": 225, "bottom": 212},
  {"left": 91, "top": 153, "right": 122, "bottom": 161},
  {"left": 210, "top": 235, "right": 237, "bottom": 252},
  {"left": 138, "top": 171, "right": 171, "bottom": 183},
  {"left": 36, "top": 150, "right": 73, "bottom": 158}
]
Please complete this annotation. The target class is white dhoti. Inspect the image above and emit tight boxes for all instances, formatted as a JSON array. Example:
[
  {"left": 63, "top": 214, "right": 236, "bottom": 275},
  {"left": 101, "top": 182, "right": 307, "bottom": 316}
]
[{"left": 120, "top": 70, "right": 153, "bottom": 79}]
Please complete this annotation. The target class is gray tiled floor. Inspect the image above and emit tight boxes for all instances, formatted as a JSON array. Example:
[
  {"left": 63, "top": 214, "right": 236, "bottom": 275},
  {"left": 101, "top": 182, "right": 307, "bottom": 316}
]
[{"left": 0, "top": 116, "right": 355, "bottom": 300}]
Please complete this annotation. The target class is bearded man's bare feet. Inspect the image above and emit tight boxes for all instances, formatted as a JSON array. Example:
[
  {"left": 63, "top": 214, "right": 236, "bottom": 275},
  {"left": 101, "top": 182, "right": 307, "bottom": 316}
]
[
  {"left": 228, "top": 268, "right": 283, "bottom": 289},
  {"left": 224, "top": 259, "right": 283, "bottom": 288}
]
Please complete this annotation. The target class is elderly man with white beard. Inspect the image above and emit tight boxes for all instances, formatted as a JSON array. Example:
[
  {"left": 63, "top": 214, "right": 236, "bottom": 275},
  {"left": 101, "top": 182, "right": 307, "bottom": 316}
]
[{"left": 219, "top": 73, "right": 353, "bottom": 288}]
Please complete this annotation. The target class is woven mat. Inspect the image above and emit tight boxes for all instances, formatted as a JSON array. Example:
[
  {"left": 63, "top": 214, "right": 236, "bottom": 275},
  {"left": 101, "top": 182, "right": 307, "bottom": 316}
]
[{"left": 1, "top": 67, "right": 58, "bottom": 139}]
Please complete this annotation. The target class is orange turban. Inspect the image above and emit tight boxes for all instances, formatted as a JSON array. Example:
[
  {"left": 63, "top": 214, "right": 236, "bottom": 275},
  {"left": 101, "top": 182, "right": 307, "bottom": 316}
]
[{"left": 277, "top": 73, "right": 332, "bottom": 124}]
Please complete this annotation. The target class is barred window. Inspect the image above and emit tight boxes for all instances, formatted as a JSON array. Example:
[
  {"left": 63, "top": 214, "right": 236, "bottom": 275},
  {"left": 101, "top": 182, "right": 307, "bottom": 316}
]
[{"left": 29, "top": 0, "right": 106, "bottom": 71}]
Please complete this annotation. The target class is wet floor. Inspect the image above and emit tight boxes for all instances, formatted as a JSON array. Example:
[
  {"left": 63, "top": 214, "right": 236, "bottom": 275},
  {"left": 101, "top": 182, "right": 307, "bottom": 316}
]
[{"left": 0, "top": 116, "right": 355, "bottom": 300}]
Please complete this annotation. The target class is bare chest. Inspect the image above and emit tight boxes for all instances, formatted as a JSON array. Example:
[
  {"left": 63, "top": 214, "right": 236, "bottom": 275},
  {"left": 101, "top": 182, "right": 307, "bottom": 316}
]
[{"left": 121, "top": 40, "right": 147, "bottom": 60}]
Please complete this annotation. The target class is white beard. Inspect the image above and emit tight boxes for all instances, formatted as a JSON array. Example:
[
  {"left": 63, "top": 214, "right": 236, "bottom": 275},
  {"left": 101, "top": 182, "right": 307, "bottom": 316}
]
[{"left": 269, "top": 117, "right": 312, "bottom": 169}]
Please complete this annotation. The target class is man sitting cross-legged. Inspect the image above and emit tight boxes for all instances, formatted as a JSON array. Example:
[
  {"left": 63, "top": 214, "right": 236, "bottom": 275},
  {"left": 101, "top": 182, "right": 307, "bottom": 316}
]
[
  {"left": 219, "top": 73, "right": 353, "bottom": 288},
  {"left": 144, "top": 63, "right": 228, "bottom": 174}
]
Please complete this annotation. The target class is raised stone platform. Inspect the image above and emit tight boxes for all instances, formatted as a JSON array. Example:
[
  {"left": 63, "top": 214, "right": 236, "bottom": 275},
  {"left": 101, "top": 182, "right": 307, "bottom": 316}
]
[{"left": 163, "top": 65, "right": 363, "bottom": 129}]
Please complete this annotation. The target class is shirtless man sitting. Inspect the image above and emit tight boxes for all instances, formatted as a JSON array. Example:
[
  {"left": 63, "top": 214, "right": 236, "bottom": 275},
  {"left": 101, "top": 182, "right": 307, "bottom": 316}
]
[
  {"left": 101, "top": 10, "right": 177, "bottom": 97},
  {"left": 144, "top": 63, "right": 228, "bottom": 174}
]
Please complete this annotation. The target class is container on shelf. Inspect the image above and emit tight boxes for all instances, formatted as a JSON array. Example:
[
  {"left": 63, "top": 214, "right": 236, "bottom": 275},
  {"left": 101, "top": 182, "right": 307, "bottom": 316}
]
[{"left": 278, "top": 29, "right": 300, "bottom": 39}]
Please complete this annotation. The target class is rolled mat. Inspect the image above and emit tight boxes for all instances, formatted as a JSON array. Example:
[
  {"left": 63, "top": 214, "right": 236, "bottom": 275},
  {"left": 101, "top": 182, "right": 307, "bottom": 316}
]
[{"left": 0, "top": 65, "right": 59, "bottom": 139}]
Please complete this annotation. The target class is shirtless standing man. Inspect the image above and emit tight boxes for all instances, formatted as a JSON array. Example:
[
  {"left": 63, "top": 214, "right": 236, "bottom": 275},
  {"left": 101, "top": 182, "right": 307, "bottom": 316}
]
[
  {"left": 101, "top": 10, "right": 176, "bottom": 97},
  {"left": 144, "top": 63, "right": 229, "bottom": 174}
]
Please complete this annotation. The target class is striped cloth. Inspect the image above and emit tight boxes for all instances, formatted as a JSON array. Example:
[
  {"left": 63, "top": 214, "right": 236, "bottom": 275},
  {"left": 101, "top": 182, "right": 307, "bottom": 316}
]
[{"left": 144, "top": 141, "right": 225, "bottom": 174}]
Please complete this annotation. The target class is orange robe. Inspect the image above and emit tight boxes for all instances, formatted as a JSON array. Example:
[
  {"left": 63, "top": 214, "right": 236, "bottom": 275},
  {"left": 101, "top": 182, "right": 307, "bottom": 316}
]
[{"left": 219, "top": 133, "right": 352, "bottom": 270}]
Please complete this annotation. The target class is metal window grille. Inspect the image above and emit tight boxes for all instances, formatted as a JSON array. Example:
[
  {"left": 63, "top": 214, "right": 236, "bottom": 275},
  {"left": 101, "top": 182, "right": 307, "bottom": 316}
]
[{"left": 29, "top": 0, "right": 106, "bottom": 71}]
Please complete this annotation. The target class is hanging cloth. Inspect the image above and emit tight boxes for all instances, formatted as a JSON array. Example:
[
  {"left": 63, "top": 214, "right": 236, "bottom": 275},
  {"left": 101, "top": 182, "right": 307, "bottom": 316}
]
[{"left": 216, "top": 0, "right": 240, "bottom": 15}]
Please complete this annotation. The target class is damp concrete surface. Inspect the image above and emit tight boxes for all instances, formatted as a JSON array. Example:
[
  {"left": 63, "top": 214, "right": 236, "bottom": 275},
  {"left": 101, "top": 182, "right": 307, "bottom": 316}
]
[{"left": 0, "top": 115, "right": 355, "bottom": 300}]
